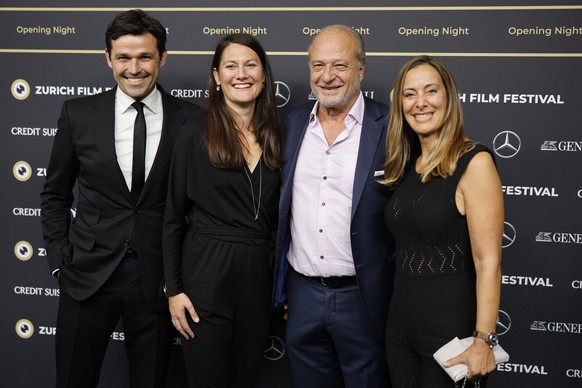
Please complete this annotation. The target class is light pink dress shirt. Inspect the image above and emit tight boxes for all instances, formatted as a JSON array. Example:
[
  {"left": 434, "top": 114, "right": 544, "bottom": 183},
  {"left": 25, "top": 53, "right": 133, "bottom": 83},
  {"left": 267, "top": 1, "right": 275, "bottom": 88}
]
[{"left": 287, "top": 93, "right": 365, "bottom": 277}]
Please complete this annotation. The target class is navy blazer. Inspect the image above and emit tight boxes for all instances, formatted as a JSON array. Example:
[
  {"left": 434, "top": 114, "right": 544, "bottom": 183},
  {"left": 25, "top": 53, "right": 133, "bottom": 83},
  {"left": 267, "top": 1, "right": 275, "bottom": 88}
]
[
  {"left": 273, "top": 96, "right": 395, "bottom": 339},
  {"left": 40, "top": 86, "right": 202, "bottom": 312}
]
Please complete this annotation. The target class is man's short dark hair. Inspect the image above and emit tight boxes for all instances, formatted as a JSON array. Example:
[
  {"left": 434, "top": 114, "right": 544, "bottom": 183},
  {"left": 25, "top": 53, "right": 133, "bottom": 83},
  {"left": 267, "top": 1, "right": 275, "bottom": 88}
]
[{"left": 105, "top": 9, "right": 167, "bottom": 58}]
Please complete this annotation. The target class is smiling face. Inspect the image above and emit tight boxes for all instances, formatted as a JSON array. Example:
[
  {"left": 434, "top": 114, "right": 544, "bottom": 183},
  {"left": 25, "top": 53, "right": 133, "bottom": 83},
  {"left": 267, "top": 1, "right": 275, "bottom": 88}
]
[
  {"left": 213, "top": 43, "right": 265, "bottom": 112},
  {"left": 401, "top": 63, "right": 447, "bottom": 141},
  {"left": 106, "top": 33, "right": 166, "bottom": 100},
  {"left": 308, "top": 28, "right": 364, "bottom": 113}
]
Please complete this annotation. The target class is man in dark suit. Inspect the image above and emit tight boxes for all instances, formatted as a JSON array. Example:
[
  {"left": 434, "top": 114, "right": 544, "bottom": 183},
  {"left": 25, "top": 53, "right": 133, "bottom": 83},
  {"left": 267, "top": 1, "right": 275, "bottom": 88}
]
[
  {"left": 273, "top": 25, "right": 395, "bottom": 387},
  {"left": 40, "top": 10, "right": 201, "bottom": 388}
]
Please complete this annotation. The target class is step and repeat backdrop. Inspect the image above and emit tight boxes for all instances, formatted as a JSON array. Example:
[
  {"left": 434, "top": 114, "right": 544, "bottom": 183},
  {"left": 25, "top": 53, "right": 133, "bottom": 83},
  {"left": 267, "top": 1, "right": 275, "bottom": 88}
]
[{"left": 1, "top": 1, "right": 581, "bottom": 387}]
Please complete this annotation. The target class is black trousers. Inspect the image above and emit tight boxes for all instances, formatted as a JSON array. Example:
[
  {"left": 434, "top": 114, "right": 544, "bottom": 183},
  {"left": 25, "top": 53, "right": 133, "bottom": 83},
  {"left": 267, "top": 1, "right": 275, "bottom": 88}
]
[
  {"left": 180, "top": 233, "right": 272, "bottom": 388},
  {"left": 55, "top": 255, "right": 173, "bottom": 388}
]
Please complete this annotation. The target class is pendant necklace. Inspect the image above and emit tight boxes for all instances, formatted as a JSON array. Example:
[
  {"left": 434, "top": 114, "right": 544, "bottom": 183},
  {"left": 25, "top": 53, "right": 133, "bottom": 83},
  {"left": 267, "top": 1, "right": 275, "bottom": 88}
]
[{"left": 243, "top": 157, "right": 262, "bottom": 221}]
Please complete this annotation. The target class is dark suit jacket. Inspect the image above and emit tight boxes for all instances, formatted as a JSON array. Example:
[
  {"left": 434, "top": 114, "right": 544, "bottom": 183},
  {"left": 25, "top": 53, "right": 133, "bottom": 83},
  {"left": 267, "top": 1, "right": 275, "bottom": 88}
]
[
  {"left": 273, "top": 96, "right": 395, "bottom": 339},
  {"left": 41, "top": 86, "right": 202, "bottom": 312}
]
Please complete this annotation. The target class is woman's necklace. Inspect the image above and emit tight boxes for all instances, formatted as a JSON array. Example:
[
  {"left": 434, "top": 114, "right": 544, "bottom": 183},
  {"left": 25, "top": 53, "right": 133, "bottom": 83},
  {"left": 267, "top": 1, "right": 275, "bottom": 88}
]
[{"left": 243, "top": 158, "right": 262, "bottom": 221}]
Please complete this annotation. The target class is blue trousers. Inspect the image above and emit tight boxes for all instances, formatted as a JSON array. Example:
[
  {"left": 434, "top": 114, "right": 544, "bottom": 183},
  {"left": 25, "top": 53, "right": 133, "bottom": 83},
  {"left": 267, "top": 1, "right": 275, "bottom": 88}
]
[{"left": 285, "top": 269, "right": 390, "bottom": 388}]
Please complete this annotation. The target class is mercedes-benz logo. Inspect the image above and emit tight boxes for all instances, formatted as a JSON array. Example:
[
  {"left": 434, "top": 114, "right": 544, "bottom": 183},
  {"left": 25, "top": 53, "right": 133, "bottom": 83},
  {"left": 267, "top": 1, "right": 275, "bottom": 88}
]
[
  {"left": 264, "top": 335, "right": 285, "bottom": 361},
  {"left": 274, "top": 81, "right": 290, "bottom": 108},
  {"left": 493, "top": 131, "right": 521, "bottom": 158},
  {"left": 502, "top": 221, "right": 516, "bottom": 248},
  {"left": 496, "top": 310, "right": 511, "bottom": 336}
]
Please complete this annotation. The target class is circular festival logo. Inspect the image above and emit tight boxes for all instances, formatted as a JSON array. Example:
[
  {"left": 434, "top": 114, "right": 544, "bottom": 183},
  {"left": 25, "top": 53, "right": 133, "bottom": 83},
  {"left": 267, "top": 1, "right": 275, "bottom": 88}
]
[
  {"left": 15, "top": 319, "right": 35, "bottom": 339},
  {"left": 13, "top": 161, "right": 32, "bottom": 182},
  {"left": 11, "top": 79, "right": 31, "bottom": 100},
  {"left": 14, "top": 241, "right": 34, "bottom": 261}
]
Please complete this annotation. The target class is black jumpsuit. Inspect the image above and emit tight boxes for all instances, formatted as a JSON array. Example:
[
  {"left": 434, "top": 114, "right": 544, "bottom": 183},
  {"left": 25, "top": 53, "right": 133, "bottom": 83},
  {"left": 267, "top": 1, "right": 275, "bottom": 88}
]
[{"left": 163, "top": 117, "right": 279, "bottom": 388}]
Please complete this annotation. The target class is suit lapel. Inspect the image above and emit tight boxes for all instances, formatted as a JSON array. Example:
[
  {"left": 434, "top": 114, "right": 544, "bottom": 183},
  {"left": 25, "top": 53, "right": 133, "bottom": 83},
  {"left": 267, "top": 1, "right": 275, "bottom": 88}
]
[
  {"left": 352, "top": 99, "right": 385, "bottom": 218},
  {"left": 282, "top": 106, "right": 312, "bottom": 210}
]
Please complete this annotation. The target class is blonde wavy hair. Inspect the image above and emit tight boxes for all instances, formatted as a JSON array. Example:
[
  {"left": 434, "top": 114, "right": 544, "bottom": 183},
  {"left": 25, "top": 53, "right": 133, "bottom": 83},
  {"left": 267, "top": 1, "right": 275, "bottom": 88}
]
[{"left": 382, "top": 55, "right": 474, "bottom": 188}]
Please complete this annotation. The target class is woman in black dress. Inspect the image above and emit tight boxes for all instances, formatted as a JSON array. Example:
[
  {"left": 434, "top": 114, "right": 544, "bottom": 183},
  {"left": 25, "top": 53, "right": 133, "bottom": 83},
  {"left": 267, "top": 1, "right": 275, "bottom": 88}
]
[
  {"left": 163, "top": 33, "right": 282, "bottom": 388},
  {"left": 382, "top": 56, "right": 504, "bottom": 387}
]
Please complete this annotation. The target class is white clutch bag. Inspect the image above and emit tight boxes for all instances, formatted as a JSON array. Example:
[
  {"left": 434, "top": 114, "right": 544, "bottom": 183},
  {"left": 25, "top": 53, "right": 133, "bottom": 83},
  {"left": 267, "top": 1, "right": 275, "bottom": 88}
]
[{"left": 433, "top": 336, "right": 510, "bottom": 382}]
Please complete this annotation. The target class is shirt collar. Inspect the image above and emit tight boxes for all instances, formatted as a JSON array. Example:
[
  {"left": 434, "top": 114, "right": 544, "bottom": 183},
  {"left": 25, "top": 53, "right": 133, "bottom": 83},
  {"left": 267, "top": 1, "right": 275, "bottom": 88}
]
[
  {"left": 309, "top": 92, "right": 365, "bottom": 130},
  {"left": 348, "top": 92, "right": 365, "bottom": 126},
  {"left": 116, "top": 86, "right": 162, "bottom": 114}
]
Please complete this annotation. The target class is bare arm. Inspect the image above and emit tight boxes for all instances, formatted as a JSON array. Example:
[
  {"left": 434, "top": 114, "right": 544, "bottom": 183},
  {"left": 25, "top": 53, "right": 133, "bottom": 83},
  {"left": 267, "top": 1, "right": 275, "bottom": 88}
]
[{"left": 444, "top": 151, "right": 504, "bottom": 379}]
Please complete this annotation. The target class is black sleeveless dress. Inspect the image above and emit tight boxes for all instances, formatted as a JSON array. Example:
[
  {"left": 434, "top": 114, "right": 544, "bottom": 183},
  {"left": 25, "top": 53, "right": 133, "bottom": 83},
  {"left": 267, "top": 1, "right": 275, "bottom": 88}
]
[{"left": 384, "top": 144, "right": 493, "bottom": 388}]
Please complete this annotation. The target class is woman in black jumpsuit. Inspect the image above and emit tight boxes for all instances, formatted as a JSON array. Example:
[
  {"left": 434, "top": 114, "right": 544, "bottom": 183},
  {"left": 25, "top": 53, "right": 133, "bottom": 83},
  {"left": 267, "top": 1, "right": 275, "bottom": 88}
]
[{"left": 163, "top": 33, "right": 282, "bottom": 388}]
